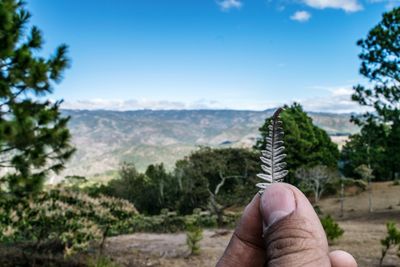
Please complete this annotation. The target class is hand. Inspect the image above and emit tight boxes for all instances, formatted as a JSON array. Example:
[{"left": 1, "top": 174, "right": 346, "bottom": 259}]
[{"left": 217, "top": 183, "right": 357, "bottom": 267}]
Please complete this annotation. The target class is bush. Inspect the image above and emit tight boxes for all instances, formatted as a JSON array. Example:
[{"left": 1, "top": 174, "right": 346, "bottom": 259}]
[
  {"left": 0, "top": 187, "right": 138, "bottom": 256},
  {"left": 221, "top": 212, "right": 242, "bottom": 227},
  {"left": 185, "top": 217, "right": 203, "bottom": 256},
  {"left": 129, "top": 214, "right": 187, "bottom": 233},
  {"left": 0, "top": 183, "right": 238, "bottom": 260},
  {"left": 379, "top": 221, "right": 400, "bottom": 267},
  {"left": 320, "top": 215, "right": 344, "bottom": 243},
  {"left": 127, "top": 212, "right": 220, "bottom": 233}
]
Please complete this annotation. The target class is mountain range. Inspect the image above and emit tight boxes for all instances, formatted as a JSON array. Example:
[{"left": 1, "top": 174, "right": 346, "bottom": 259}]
[{"left": 57, "top": 109, "right": 359, "bottom": 182}]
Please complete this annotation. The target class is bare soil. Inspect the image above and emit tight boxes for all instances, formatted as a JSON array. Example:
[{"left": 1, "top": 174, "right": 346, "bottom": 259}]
[{"left": 104, "top": 182, "right": 400, "bottom": 267}]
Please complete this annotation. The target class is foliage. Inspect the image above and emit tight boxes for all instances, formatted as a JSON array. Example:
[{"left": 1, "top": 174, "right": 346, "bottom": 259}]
[
  {"left": 128, "top": 212, "right": 227, "bottom": 233},
  {"left": 95, "top": 163, "right": 174, "bottom": 215},
  {"left": 320, "top": 215, "right": 344, "bottom": 244},
  {"left": 0, "top": 187, "right": 138, "bottom": 255},
  {"left": 0, "top": 0, "right": 75, "bottom": 197},
  {"left": 208, "top": 174, "right": 232, "bottom": 227},
  {"left": 354, "top": 164, "right": 374, "bottom": 182},
  {"left": 90, "top": 147, "right": 260, "bottom": 216},
  {"left": 64, "top": 175, "right": 88, "bottom": 186},
  {"left": 379, "top": 221, "right": 400, "bottom": 266},
  {"left": 295, "top": 165, "right": 337, "bottom": 203},
  {"left": 352, "top": 7, "right": 400, "bottom": 123},
  {"left": 330, "top": 176, "right": 367, "bottom": 192},
  {"left": 346, "top": 7, "right": 400, "bottom": 181},
  {"left": 174, "top": 147, "right": 260, "bottom": 215},
  {"left": 340, "top": 122, "right": 389, "bottom": 180},
  {"left": 256, "top": 108, "right": 288, "bottom": 191},
  {"left": 185, "top": 217, "right": 203, "bottom": 256},
  {"left": 172, "top": 158, "right": 210, "bottom": 215},
  {"left": 255, "top": 103, "right": 339, "bottom": 185}
]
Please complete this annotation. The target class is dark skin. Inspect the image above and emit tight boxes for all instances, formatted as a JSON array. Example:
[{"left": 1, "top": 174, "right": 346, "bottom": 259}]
[{"left": 217, "top": 183, "right": 357, "bottom": 267}]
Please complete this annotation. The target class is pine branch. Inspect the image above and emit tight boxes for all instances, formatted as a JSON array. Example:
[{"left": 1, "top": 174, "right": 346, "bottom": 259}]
[{"left": 256, "top": 108, "right": 288, "bottom": 192}]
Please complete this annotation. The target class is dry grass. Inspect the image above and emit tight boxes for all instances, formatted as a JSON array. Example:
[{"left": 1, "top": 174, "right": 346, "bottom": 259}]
[
  {"left": 103, "top": 181, "right": 400, "bottom": 267},
  {"left": 322, "top": 181, "right": 400, "bottom": 267}
]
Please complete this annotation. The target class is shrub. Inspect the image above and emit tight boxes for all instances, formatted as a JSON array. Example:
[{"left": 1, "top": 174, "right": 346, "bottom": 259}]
[
  {"left": 379, "top": 221, "right": 400, "bottom": 267},
  {"left": 0, "top": 185, "right": 236, "bottom": 259},
  {"left": 129, "top": 214, "right": 187, "bottom": 233},
  {"left": 185, "top": 217, "right": 203, "bottom": 256},
  {"left": 193, "top": 213, "right": 218, "bottom": 228},
  {"left": 320, "top": 215, "right": 344, "bottom": 243},
  {"left": 0, "top": 187, "right": 138, "bottom": 256},
  {"left": 222, "top": 212, "right": 242, "bottom": 227},
  {"left": 127, "top": 212, "right": 219, "bottom": 233}
]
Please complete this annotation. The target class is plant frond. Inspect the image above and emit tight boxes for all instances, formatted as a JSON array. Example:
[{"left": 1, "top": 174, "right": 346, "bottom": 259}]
[{"left": 256, "top": 107, "right": 288, "bottom": 192}]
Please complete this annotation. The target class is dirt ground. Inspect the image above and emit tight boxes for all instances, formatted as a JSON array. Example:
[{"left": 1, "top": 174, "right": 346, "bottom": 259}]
[{"left": 104, "top": 182, "right": 400, "bottom": 267}]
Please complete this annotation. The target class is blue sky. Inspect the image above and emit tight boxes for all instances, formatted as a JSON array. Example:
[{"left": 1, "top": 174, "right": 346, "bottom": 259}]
[{"left": 27, "top": 0, "right": 399, "bottom": 112}]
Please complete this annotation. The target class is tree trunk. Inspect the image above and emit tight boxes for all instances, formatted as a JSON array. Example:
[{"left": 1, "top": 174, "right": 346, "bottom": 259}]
[
  {"left": 340, "top": 181, "right": 344, "bottom": 217},
  {"left": 216, "top": 209, "right": 224, "bottom": 227},
  {"left": 315, "top": 182, "right": 320, "bottom": 204},
  {"left": 368, "top": 178, "right": 372, "bottom": 213}
]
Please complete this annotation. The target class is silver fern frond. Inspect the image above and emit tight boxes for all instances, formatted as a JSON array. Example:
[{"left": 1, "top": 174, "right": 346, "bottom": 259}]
[{"left": 256, "top": 107, "right": 288, "bottom": 192}]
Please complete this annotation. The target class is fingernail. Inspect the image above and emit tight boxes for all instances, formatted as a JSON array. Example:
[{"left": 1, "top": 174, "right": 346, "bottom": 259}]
[{"left": 260, "top": 184, "right": 296, "bottom": 227}]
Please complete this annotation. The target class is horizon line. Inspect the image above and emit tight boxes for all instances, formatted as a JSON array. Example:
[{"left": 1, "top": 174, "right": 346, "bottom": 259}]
[{"left": 60, "top": 107, "right": 360, "bottom": 115}]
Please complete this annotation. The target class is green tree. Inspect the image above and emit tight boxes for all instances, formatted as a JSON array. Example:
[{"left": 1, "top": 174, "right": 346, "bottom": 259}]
[
  {"left": 103, "top": 162, "right": 160, "bottom": 215},
  {"left": 145, "top": 163, "right": 177, "bottom": 213},
  {"left": 92, "top": 163, "right": 174, "bottom": 215},
  {"left": 295, "top": 165, "right": 336, "bottom": 204},
  {"left": 320, "top": 215, "right": 344, "bottom": 244},
  {"left": 379, "top": 221, "right": 400, "bottom": 267},
  {"left": 340, "top": 122, "right": 389, "bottom": 180},
  {"left": 355, "top": 164, "right": 374, "bottom": 212},
  {"left": 0, "top": 0, "right": 75, "bottom": 197},
  {"left": 255, "top": 103, "right": 339, "bottom": 184},
  {"left": 173, "top": 158, "right": 210, "bottom": 214},
  {"left": 350, "top": 7, "right": 400, "bottom": 180},
  {"left": 173, "top": 147, "right": 259, "bottom": 215}
]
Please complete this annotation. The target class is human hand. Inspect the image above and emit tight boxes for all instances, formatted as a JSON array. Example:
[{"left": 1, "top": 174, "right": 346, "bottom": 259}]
[{"left": 217, "top": 183, "right": 357, "bottom": 267}]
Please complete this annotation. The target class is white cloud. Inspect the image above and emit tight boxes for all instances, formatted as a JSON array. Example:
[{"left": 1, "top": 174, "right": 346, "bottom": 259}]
[
  {"left": 303, "top": 0, "right": 363, "bottom": 12},
  {"left": 63, "top": 99, "right": 184, "bottom": 110},
  {"left": 61, "top": 98, "right": 281, "bottom": 111},
  {"left": 217, "top": 0, "right": 243, "bottom": 11},
  {"left": 299, "top": 86, "right": 372, "bottom": 113},
  {"left": 62, "top": 99, "right": 230, "bottom": 111},
  {"left": 331, "top": 87, "right": 353, "bottom": 96},
  {"left": 62, "top": 87, "right": 371, "bottom": 113},
  {"left": 290, "top": 10, "right": 311, "bottom": 22}
]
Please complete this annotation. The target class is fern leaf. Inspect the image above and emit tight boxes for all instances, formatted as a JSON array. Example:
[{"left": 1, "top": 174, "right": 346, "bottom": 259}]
[{"left": 257, "top": 107, "right": 288, "bottom": 192}]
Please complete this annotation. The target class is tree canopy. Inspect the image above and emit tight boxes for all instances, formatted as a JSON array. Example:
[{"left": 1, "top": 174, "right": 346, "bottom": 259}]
[
  {"left": 255, "top": 103, "right": 339, "bottom": 184},
  {"left": 352, "top": 7, "right": 400, "bottom": 125},
  {"left": 174, "top": 147, "right": 259, "bottom": 214},
  {"left": 342, "top": 7, "right": 400, "bottom": 180},
  {"left": 0, "top": 0, "right": 74, "bottom": 197}
]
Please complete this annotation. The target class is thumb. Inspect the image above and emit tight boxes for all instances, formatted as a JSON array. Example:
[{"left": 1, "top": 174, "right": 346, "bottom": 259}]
[{"left": 260, "top": 183, "right": 330, "bottom": 267}]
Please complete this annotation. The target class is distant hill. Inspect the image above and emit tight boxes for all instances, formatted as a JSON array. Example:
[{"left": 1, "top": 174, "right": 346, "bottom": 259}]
[{"left": 56, "top": 109, "right": 358, "bottom": 181}]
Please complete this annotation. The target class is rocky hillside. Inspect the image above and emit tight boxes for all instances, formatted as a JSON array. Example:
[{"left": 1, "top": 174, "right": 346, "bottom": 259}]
[{"left": 57, "top": 109, "right": 358, "bottom": 181}]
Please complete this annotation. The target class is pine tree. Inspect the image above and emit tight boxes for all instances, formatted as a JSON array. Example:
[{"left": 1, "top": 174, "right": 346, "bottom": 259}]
[
  {"left": 345, "top": 7, "right": 400, "bottom": 180},
  {"left": 255, "top": 103, "right": 339, "bottom": 184},
  {"left": 340, "top": 122, "right": 389, "bottom": 180},
  {"left": 352, "top": 7, "right": 400, "bottom": 125},
  {"left": 0, "top": 0, "right": 75, "bottom": 197}
]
